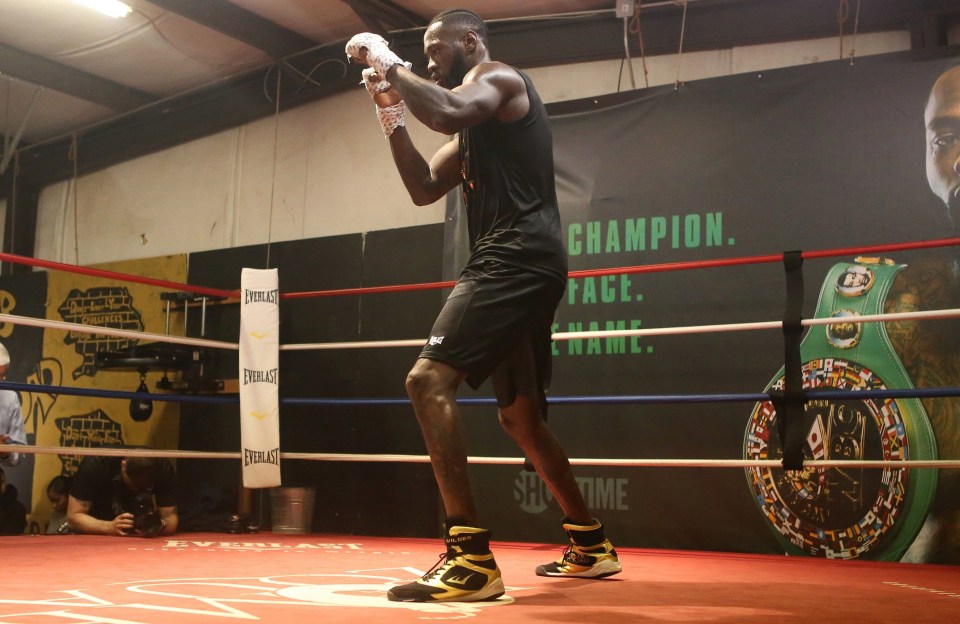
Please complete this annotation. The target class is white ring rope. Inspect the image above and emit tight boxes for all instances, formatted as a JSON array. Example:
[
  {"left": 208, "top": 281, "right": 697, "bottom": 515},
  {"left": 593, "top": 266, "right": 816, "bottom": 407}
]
[
  {"left": 4, "top": 305, "right": 959, "bottom": 353},
  {"left": 3, "top": 445, "right": 959, "bottom": 469},
  {"left": 554, "top": 307, "right": 960, "bottom": 341},
  {"left": 282, "top": 307, "right": 960, "bottom": 350},
  {"left": 0, "top": 312, "right": 238, "bottom": 350},
  {"left": 282, "top": 338, "right": 425, "bottom": 350}
]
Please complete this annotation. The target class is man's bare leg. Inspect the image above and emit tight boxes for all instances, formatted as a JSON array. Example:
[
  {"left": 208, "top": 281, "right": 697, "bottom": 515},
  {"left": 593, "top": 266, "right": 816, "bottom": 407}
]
[
  {"left": 498, "top": 395, "right": 592, "bottom": 525},
  {"left": 499, "top": 391, "right": 622, "bottom": 578},
  {"left": 391, "top": 359, "right": 505, "bottom": 603},
  {"left": 405, "top": 357, "right": 477, "bottom": 522}
]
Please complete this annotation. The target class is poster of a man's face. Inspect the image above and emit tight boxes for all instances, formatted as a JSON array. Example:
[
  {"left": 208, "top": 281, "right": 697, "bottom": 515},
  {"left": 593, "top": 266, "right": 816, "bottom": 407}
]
[
  {"left": 926, "top": 65, "right": 960, "bottom": 224},
  {"left": 888, "top": 62, "right": 960, "bottom": 565}
]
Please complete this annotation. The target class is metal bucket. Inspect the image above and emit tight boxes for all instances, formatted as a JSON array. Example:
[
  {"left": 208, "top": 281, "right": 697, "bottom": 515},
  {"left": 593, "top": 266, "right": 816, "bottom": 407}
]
[{"left": 269, "top": 487, "right": 316, "bottom": 534}]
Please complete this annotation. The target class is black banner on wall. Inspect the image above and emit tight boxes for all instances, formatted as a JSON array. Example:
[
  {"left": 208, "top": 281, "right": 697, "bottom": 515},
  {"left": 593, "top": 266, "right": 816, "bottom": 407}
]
[
  {"left": 457, "top": 49, "right": 960, "bottom": 564},
  {"left": 181, "top": 227, "right": 445, "bottom": 537}
]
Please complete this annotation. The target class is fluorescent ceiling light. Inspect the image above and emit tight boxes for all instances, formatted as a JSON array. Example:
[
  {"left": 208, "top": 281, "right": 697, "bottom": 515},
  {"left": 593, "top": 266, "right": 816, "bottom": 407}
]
[{"left": 72, "top": 0, "right": 133, "bottom": 19}]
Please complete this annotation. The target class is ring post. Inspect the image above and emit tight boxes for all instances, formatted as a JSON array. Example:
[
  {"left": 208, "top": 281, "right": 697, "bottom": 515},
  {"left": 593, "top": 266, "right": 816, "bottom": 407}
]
[{"left": 239, "top": 268, "right": 282, "bottom": 488}]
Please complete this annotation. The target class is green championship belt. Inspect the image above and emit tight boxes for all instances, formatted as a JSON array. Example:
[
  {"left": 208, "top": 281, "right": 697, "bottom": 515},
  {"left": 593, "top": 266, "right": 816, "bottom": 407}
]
[{"left": 743, "top": 257, "right": 938, "bottom": 560}]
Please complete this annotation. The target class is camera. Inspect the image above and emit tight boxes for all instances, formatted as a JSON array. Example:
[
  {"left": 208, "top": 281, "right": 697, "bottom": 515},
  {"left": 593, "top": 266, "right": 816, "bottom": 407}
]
[{"left": 127, "top": 490, "right": 163, "bottom": 537}]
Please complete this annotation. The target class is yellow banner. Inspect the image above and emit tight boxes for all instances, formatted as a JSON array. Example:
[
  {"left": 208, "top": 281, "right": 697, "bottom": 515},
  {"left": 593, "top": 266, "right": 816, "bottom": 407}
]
[{"left": 28, "top": 255, "right": 187, "bottom": 533}]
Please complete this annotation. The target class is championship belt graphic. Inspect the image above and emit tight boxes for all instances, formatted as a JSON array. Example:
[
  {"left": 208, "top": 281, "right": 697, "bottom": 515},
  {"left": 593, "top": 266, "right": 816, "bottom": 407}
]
[{"left": 744, "top": 258, "right": 938, "bottom": 560}]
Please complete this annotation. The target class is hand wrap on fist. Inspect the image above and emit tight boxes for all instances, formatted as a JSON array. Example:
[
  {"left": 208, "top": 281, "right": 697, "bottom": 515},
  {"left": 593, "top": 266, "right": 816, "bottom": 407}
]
[
  {"left": 376, "top": 102, "right": 405, "bottom": 138},
  {"left": 361, "top": 67, "right": 405, "bottom": 138},
  {"left": 345, "top": 33, "right": 412, "bottom": 79},
  {"left": 361, "top": 67, "right": 391, "bottom": 97}
]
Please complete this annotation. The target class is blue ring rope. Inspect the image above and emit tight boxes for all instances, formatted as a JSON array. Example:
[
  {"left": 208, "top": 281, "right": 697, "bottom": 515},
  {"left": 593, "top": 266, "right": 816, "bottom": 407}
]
[
  {"left": 0, "top": 381, "right": 238, "bottom": 404},
  {"left": 5, "top": 381, "right": 960, "bottom": 407}
]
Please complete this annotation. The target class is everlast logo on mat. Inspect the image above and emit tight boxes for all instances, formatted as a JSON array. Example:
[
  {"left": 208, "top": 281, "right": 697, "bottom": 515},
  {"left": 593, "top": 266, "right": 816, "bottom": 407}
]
[
  {"left": 243, "top": 368, "right": 278, "bottom": 384},
  {"left": 244, "top": 447, "right": 279, "bottom": 466},
  {"left": 244, "top": 288, "right": 279, "bottom": 305}
]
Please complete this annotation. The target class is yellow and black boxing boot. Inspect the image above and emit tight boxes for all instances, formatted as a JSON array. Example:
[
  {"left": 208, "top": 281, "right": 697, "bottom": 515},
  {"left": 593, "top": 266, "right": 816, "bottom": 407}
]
[
  {"left": 744, "top": 257, "right": 938, "bottom": 561},
  {"left": 535, "top": 518, "right": 622, "bottom": 578},
  {"left": 387, "top": 521, "right": 504, "bottom": 602}
]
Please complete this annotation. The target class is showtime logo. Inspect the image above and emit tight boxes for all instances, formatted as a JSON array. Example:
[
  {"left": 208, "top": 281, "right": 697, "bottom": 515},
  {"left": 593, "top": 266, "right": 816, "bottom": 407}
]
[{"left": 513, "top": 471, "right": 629, "bottom": 514}]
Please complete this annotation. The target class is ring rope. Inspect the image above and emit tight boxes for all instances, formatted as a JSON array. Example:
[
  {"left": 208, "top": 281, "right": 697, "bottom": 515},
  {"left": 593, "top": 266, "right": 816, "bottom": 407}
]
[
  {"left": 281, "top": 237, "right": 960, "bottom": 299},
  {"left": 0, "top": 381, "right": 239, "bottom": 404},
  {"left": 552, "top": 307, "right": 960, "bottom": 341},
  {"left": 3, "top": 444, "right": 959, "bottom": 469},
  {"left": 0, "top": 252, "right": 236, "bottom": 299},
  {"left": 0, "top": 313, "right": 238, "bottom": 350},
  {"left": 281, "top": 338, "right": 425, "bottom": 350},
  {"left": 280, "top": 307, "right": 960, "bottom": 351},
  {"left": 6, "top": 381, "right": 960, "bottom": 407},
  {"left": 281, "top": 387, "right": 960, "bottom": 406},
  {"left": 2, "top": 238, "right": 958, "bottom": 301},
  {"left": 3, "top": 306, "right": 956, "bottom": 355}
]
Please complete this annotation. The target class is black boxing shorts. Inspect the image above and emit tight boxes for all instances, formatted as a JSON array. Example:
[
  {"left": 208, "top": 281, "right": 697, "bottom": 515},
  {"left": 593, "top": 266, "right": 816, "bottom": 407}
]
[{"left": 419, "top": 259, "right": 565, "bottom": 402}]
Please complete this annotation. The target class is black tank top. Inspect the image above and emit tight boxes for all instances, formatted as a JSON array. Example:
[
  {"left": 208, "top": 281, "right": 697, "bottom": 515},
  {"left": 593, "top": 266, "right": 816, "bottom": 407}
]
[{"left": 458, "top": 70, "right": 567, "bottom": 284}]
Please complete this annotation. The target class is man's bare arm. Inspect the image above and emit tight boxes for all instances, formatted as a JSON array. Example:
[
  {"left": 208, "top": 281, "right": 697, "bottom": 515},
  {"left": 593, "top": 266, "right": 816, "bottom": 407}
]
[
  {"left": 387, "top": 131, "right": 461, "bottom": 206},
  {"left": 67, "top": 495, "right": 131, "bottom": 536},
  {"left": 387, "top": 63, "right": 521, "bottom": 135}
]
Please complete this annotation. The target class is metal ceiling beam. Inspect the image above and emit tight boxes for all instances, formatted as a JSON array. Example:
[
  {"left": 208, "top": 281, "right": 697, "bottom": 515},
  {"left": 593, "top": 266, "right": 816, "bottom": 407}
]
[
  {"left": 484, "top": 0, "right": 913, "bottom": 68},
  {"left": 13, "top": 57, "right": 352, "bottom": 191},
  {"left": 4, "top": 0, "right": 953, "bottom": 198},
  {"left": 0, "top": 42, "right": 156, "bottom": 111},
  {"left": 140, "top": 0, "right": 320, "bottom": 59},
  {"left": 340, "top": 0, "right": 390, "bottom": 36},
  {"left": 339, "top": 0, "right": 426, "bottom": 34}
]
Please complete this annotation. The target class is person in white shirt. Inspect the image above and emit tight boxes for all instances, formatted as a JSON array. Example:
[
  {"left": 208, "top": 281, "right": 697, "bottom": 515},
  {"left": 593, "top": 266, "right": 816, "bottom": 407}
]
[{"left": 0, "top": 343, "right": 26, "bottom": 467}]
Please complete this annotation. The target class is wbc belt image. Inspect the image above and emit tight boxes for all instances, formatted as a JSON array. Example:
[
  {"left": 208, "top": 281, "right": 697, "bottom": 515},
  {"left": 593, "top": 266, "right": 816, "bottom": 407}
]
[{"left": 744, "top": 258, "right": 938, "bottom": 561}]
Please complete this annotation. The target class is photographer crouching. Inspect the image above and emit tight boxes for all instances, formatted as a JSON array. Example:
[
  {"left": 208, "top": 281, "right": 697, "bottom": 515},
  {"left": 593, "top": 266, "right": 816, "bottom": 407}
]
[{"left": 68, "top": 455, "right": 178, "bottom": 537}]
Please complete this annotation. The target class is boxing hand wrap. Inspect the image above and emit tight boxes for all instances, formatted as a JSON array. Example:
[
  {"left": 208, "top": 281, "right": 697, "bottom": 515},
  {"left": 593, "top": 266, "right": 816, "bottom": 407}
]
[
  {"left": 345, "top": 32, "right": 412, "bottom": 79},
  {"left": 376, "top": 101, "right": 406, "bottom": 138},
  {"left": 361, "top": 67, "right": 391, "bottom": 97},
  {"left": 360, "top": 68, "right": 404, "bottom": 137}
]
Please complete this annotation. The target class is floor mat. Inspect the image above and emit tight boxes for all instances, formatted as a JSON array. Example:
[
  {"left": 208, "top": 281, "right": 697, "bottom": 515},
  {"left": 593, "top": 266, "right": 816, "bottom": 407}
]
[{"left": 1, "top": 533, "right": 958, "bottom": 623}]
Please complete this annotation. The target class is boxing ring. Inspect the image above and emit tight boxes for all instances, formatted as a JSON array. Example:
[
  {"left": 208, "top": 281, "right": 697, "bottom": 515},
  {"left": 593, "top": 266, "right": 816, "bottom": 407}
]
[
  {"left": 2, "top": 237, "right": 960, "bottom": 622},
  {"left": 1, "top": 533, "right": 958, "bottom": 622}
]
